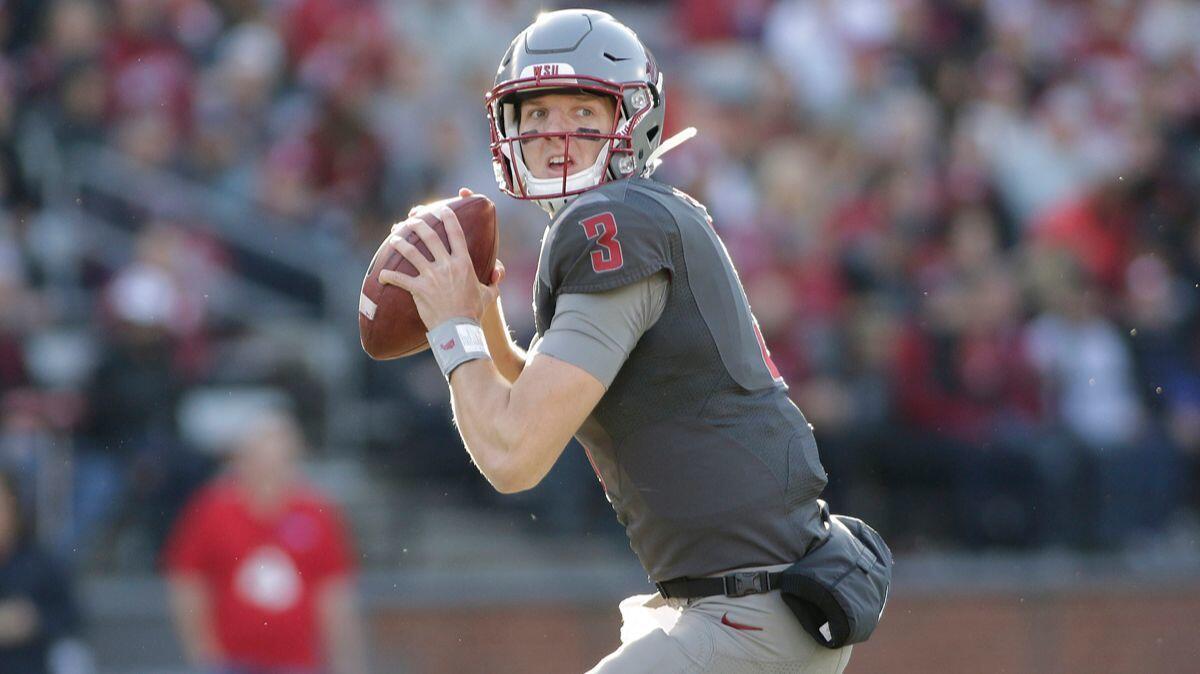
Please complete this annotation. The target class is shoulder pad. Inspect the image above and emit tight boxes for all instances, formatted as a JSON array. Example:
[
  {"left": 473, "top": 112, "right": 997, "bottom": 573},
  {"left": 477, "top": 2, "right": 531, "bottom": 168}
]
[{"left": 545, "top": 193, "right": 673, "bottom": 294}]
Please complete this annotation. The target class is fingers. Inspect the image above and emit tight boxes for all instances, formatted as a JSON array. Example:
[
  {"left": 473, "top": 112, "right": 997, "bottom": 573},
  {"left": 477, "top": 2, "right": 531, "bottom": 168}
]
[
  {"left": 378, "top": 268, "right": 414, "bottom": 290},
  {"left": 393, "top": 197, "right": 474, "bottom": 268},
  {"left": 438, "top": 205, "right": 469, "bottom": 257},
  {"left": 482, "top": 260, "right": 505, "bottom": 307},
  {"left": 391, "top": 215, "right": 420, "bottom": 235},
  {"left": 409, "top": 218, "right": 450, "bottom": 260},
  {"left": 388, "top": 233, "right": 433, "bottom": 274}
]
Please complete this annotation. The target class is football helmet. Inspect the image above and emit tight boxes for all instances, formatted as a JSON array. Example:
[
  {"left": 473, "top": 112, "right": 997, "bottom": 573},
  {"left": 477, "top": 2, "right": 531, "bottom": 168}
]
[{"left": 487, "top": 10, "right": 666, "bottom": 215}]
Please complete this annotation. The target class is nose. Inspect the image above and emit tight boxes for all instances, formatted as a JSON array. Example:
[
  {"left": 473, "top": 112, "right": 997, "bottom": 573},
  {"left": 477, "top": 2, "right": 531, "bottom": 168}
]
[{"left": 543, "top": 108, "right": 574, "bottom": 135}]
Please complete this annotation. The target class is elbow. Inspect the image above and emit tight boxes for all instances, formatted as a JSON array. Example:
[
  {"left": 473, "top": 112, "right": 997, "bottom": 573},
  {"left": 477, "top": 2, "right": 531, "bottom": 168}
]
[
  {"left": 485, "top": 455, "right": 540, "bottom": 494},
  {"left": 478, "top": 432, "right": 543, "bottom": 494},
  {"left": 490, "top": 474, "right": 535, "bottom": 494}
]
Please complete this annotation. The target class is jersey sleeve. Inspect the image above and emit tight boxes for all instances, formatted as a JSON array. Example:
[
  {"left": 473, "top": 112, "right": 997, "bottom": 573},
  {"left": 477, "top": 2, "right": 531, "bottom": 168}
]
[
  {"left": 531, "top": 271, "right": 669, "bottom": 388},
  {"left": 547, "top": 197, "right": 673, "bottom": 295}
]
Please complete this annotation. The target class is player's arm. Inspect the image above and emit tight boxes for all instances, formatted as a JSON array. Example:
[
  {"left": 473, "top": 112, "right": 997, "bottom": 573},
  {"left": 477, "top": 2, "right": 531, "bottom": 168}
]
[
  {"left": 380, "top": 198, "right": 667, "bottom": 492},
  {"left": 378, "top": 206, "right": 565, "bottom": 492},
  {"left": 481, "top": 292, "right": 525, "bottom": 383},
  {"left": 448, "top": 354, "right": 599, "bottom": 492},
  {"left": 448, "top": 270, "right": 666, "bottom": 492}
]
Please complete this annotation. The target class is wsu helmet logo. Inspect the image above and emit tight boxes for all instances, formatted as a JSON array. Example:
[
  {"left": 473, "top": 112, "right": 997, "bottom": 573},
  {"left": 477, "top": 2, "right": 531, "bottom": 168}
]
[{"left": 520, "top": 63, "right": 576, "bottom": 79}]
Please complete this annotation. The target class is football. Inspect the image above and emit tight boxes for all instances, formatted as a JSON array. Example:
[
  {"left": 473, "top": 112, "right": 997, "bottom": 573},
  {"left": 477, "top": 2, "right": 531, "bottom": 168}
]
[{"left": 359, "top": 194, "right": 498, "bottom": 360}]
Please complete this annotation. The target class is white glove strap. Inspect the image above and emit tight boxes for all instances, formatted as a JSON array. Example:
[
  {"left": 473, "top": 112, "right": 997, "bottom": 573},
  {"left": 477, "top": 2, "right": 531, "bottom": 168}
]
[{"left": 427, "top": 318, "right": 491, "bottom": 380}]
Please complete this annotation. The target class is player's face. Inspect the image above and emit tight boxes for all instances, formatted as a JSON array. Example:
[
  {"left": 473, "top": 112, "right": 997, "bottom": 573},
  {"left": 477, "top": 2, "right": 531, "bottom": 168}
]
[{"left": 517, "top": 92, "right": 617, "bottom": 179}]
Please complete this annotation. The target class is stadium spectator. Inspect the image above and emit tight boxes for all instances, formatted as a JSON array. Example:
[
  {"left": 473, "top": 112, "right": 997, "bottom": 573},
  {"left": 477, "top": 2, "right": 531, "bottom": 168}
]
[
  {"left": 0, "top": 469, "right": 92, "bottom": 674},
  {"left": 1026, "top": 260, "right": 1180, "bottom": 548},
  {"left": 163, "top": 408, "right": 367, "bottom": 674},
  {"left": 0, "top": 389, "right": 85, "bottom": 562},
  {"left": 80, "top": 224, "right": 214, "bottom": 559}
]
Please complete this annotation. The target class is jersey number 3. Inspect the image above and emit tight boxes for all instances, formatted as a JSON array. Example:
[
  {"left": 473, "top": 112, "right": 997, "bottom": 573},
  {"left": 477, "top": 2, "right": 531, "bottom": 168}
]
[{"left": 580, "top": 212, "right": 624, "bottom": 273}]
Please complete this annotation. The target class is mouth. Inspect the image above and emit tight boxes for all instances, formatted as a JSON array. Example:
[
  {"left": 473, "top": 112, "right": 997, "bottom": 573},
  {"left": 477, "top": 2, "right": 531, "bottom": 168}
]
[{"left": 547, "top": 155, "right": 576, "bottom": 173}]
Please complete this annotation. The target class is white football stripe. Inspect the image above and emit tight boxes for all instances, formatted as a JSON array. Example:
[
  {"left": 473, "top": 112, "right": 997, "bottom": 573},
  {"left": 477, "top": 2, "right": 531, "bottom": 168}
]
[{"left": 359, "top": 293, "right": 377, "bottom": 320}]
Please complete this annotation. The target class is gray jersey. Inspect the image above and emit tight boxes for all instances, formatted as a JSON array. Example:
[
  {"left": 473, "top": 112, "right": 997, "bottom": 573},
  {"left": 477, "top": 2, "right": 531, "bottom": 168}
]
[{"left": 533, "top": 177, "right": 828, "bottom": 582}]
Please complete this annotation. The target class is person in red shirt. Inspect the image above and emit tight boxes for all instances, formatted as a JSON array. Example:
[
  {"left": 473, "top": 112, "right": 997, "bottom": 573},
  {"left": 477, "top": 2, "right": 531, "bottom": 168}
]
[{"left": 163, "top": 410, "right": 367, "bottom": 674}]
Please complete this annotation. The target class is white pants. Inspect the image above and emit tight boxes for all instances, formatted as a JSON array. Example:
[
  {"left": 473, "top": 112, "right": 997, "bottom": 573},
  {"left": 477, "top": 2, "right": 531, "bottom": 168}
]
[{"left": 588, "top": 566, "right": 853, "bottom": 674}]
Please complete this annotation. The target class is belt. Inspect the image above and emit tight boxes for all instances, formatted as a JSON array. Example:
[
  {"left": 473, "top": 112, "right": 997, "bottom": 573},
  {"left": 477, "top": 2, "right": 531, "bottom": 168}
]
[{"left": 655, "top": 570, "right": 783, "bottom": 599}]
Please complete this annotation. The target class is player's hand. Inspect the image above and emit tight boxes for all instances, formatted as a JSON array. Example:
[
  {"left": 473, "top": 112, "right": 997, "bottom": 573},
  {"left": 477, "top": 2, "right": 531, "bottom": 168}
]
[
  {"left": 378, "top": 205, "right": 500, "bottom": 330},
  {"left": 453, "top": 187, "right": 508, "bottom": 312}
]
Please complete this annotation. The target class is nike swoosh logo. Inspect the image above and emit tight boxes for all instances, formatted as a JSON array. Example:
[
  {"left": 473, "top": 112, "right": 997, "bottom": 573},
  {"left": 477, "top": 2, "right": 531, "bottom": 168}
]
[
  {"left": 721, "top": 612, "right": 763, "bottom": 631},
  {"left": 440, "top": 339, "right": 456, "bottom": 350}
]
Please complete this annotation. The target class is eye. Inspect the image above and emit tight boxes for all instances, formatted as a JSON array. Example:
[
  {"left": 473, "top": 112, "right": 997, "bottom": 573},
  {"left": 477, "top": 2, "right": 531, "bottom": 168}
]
[
  {"left": 527, "top": 108, "right": 546, "bottom": 121},
  {"left": 577, "top": 107, "right": 594, "bottom": 117}
]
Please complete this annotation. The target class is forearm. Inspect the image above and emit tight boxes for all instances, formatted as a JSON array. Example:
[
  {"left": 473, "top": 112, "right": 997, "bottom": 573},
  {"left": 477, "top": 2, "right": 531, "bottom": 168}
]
[
  {"left": 167, "top": 577, "right": 221, "bottom": 666},
  {"left": 481, "top": 297, "right": 525, "bottom": 383},
  {"left": 447, "top": 359, "right": 529, "bottom": 492},
  {"left": 445, "top": 352, "right": 602, "bottom": 493}
]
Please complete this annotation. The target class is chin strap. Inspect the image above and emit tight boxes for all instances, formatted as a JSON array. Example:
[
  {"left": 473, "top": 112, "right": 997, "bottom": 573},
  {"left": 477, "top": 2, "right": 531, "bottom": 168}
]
[{"left": 644, "top": 127, "right": 698, "bottom": 177}]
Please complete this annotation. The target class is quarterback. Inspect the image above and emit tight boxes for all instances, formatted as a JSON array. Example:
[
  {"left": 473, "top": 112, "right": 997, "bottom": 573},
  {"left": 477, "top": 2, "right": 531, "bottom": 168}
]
[{"left": 380, "top": 10, "right": 854, "bottom": 673}]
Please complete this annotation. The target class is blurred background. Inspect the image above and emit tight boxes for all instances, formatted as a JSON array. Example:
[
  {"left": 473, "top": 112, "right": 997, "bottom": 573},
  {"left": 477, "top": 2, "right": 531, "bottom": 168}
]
[{"left": 0, "top": 0, "right": 1198, "bottom": 672}]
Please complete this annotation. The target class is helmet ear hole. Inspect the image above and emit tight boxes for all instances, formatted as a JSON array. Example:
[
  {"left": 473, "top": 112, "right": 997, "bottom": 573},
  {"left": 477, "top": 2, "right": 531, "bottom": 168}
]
[{"left": 647, "top": 126, "right": 659, "bottom": 142}]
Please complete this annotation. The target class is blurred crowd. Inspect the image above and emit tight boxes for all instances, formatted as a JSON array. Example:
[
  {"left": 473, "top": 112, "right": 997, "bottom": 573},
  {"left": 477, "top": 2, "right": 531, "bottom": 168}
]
[
  {"left": 0, "top": 0, "right": 1197, "bottom": 589},
  {"left": 666, "top": 0, "right": 1200, "bottom": 550}
]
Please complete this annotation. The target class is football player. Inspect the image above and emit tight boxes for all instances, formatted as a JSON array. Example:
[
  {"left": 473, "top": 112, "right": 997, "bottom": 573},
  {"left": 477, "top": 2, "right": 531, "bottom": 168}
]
[{"left": 380, "top": 10, "right": 853, "bottom": 673}]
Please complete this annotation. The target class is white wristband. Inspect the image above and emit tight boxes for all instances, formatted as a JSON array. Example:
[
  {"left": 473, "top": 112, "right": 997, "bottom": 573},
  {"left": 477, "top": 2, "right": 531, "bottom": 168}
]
[{"left": 426, "top": 318, "right": 491, "bottom": 380}]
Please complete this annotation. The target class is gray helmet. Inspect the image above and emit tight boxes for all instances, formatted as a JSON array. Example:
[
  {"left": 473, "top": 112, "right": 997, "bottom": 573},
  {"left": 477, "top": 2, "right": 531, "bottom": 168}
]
[{"left": 486, "top": 10, "right": 666, "bottom": 215}]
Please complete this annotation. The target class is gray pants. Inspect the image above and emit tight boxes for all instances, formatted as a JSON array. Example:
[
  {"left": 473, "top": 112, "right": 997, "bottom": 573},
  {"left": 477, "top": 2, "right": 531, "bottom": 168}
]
[{"left": 588, "top": 566, "right": 852, "bottom": 674}]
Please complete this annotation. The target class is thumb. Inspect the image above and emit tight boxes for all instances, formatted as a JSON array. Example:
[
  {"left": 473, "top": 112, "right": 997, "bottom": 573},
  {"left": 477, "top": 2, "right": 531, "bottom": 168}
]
[
  {"left": 481, "top": 260, "right": 504, "bottom": 306},
  {"left": 459, "top": 186, "right": 475, "bottom": 198},
  {"left": 481, "top": 279, "right": 501, "bottom": 308}
]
